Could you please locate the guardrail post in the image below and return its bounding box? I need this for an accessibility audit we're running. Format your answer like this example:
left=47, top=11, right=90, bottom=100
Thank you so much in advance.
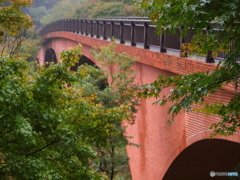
left=144, top=22, right=149, bottom=49
left=81, top=20, right=84, bottom=34
left=76, top=20, right=79, bottom=34
left=51, top=22, right=54, bottom=32
left=131, top=22, right=136, bottom=46
left=59, top=20, right=62, bottom=31
left=72, top=20, right=74, bottom=33
left=74, top=19, right=77, bottom=33
left=160, top=32, right=167, bottom=53
left=68, top=20, right=70, bottom=32
left=65, top=20, right=67, bottom=32
left=111, top=21, right=114, bottom=40
left=52, top=23, right=55, bottom=32
left=85, top=20, right=88, bottom=36
left=103, top=21, right=107, bottom=40
left=56, top=22, right=58, bottom=32
left=90, top=20, right=94, bottom=37
left=56, top=21, right=59, bottom=31
left=96, top=21, right=100, bottom=38
left=120, top=21, right=125, bottom=44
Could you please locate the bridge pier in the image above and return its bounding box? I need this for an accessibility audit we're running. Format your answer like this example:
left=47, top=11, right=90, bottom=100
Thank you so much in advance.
left=128, top=62, right=187, bottom=180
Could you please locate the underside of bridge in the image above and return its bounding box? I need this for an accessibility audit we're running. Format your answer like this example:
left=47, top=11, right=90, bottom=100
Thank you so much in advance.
left=70, top=55, right=96, bottom=71
left=163, top=139, right=240, bottom=180
left=70, top=55, right=108, bottom=90
left=45, top=48, right=57, bottom=64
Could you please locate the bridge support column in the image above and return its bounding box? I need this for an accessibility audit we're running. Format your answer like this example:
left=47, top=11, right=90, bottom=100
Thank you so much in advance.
left=37, top=46, right=46, bottom=65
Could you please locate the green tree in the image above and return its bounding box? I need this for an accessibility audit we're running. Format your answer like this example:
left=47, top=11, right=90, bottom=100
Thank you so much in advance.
left=0, top=0, right=33, bottom=38
left=0, top=1, right=40, bottom=62
left=75, top=43, right=139, bottom=179
left=135, top=0, right=240, bottom=136
left=0, top=43, right=136, bottom=179
left=16, top=29, right=41, bottom=62
left=0, top=0, right=33, bottom=58
left=1, top=2, right=138, bottom=178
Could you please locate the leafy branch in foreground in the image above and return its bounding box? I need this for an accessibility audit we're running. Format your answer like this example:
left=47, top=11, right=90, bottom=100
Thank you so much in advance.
left=135, top=0, right=240, bottom=137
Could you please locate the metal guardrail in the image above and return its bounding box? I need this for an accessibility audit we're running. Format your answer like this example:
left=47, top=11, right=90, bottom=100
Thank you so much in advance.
left=39, top=18, right=227, bottom=61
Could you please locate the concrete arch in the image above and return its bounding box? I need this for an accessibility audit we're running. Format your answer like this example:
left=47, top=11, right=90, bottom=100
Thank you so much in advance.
left=163, top=137, right=240, bottom=180
left=45, top=48, right=57, bottom=64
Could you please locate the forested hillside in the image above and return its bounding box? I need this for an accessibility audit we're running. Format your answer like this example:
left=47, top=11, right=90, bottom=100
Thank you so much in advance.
left=24, top=0, right=136, bottom=28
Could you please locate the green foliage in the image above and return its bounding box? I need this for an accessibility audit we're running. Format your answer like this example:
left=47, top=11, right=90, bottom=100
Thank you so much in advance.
left=33, top=0, right=135, bottom=26
left=91, top=43, right=138, bottom=115
left=74, top=43, right=139, bottom=179
left=0, top=45, right=135, bottom=179
left=27, top=6, right=48, bottom=27
left=17, top=29, right=41, bottom=62
left=40, top=0, right=84, bottom=26
left=0, top=28, right=41, bottom=62
left=72, top=0, right=136, bottom=19
left=0, top=0, right=33, bottom=59
left=135, top=0, right=240, bottom=136
left=0, top=0, right=33, bottom=42
left=22, top=0, right=61, bottom=28
left=1, top=1, right=137, bottom=179
left=74, top=2, right=133, bottom=18
left=134, top=0, right=240, bottom=54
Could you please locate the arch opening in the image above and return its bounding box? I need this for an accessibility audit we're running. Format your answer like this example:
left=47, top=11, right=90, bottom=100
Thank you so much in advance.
left=163, top=139, right=240, bottom=180
left=71, top=55, right=108, bottom=90
left=44, top=48, right=57, bottom=65
left=70, top=55, right=96, bottom=71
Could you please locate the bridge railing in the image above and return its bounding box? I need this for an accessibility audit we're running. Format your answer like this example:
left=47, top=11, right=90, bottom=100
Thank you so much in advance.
left=39, top=18, right=228, bottom=61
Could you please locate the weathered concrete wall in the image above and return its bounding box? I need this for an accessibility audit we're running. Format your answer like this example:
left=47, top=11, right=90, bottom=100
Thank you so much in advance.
left=39, top=31, right=240, bottom=180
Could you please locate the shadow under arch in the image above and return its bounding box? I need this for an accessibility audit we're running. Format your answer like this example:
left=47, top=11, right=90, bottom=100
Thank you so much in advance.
left=70, top=55, right=96, bottom=71
left=163, top=139, right=240, bottom=180
left=71, top=55, right=108, bottom=90
left=45, top=48, right=57, bottom=64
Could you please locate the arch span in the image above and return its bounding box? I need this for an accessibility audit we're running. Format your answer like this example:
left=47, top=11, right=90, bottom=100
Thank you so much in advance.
left=163, top=138, right=240, bottom=180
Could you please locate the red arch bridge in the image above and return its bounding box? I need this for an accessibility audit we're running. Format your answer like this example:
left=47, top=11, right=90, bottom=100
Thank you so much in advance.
left=38, top=17, right=240, bottom=180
